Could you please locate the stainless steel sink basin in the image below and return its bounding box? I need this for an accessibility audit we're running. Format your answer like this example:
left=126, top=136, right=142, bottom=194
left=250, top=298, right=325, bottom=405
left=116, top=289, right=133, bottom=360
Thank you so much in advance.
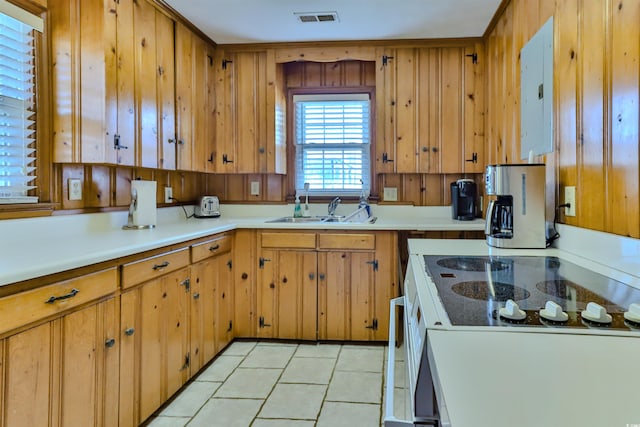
left=265, top=215, right=345, bottom=223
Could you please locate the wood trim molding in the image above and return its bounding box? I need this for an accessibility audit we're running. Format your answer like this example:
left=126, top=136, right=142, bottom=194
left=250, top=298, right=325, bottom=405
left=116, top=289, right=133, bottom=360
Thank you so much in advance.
left=482, top=0, right=512, bottom=38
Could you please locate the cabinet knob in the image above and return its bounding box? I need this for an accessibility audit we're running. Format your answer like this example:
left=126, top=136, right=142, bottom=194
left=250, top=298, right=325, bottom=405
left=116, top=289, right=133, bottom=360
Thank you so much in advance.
left=319, top=273, right=326, bottom=280
left=282, top=276, right=288, bottom=284
left=309, top=273, right=315, bottom=280
left=193, top=292, right=200, bottom=300
left=432, top=147, right=439, bottom=153
left=241, top=272, right=248, bottom=280
left=421, top=146, right=428, bottom=152
left=125, top=327, right=135, bottom=336
left=105, top=338, right=116, bottom=348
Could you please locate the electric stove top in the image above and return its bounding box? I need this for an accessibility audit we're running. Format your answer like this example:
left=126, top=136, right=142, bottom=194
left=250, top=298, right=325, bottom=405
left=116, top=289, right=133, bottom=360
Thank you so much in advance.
left=423, top=255, right=640, bottom=331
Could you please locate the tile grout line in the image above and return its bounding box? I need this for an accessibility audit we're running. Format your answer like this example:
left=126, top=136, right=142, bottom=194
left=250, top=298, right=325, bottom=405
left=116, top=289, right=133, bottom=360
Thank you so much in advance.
left=184, top=341, right=257, bottom=427
left=248, top=340, right=299, bottom=426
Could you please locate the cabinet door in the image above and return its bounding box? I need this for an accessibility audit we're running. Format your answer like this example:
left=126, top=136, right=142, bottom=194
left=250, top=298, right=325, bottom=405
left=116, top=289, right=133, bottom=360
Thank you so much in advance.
left=2, top=298, right=118, bottom=427
left=59, top=298, right=119, bottom=427
left=139, top=268, right=190, bottom=421
left=233, top=230, right=257, bottom=337
left=372, top=231, right=399, bottom=341
left=216, top=50, right=285, bottom=174
left=50, top=0, right=135, bottom=165
left=134, top=0, right=176, bottom=169
left=175, top=24, right=215, bottom=172
left=190, top=259, right=216, bottom=374
left=318, top=251, right=376, bottom=341
left=375, top=47, right=398, bottom=173
left=120, top=267, right=190, bottom=425
left=3, top=323, right=52, bottom=427
left=257, top=250, right=317, bottom=340
left=215, top=252, right=235, bottom=351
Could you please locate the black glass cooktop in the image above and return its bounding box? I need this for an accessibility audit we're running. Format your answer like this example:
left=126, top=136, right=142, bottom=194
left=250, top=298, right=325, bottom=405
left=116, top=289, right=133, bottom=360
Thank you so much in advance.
left=423, top=255, right=640, bottom=330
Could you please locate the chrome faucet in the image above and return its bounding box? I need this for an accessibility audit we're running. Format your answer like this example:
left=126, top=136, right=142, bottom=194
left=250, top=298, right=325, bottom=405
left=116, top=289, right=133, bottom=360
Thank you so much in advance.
left=328, top=196, right=341, bottom=217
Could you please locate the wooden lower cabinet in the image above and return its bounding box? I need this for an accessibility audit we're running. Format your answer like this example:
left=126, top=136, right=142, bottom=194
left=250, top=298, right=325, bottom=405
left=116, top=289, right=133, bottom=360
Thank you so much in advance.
left=1, top=297, right=119, bottom=427
left=119, top=267, right=190, bottom=427
left=190, top=250, right=234, bottom=374
left=256, top=231, right=398, bottom=342
left=257, top=249, right=317, bottom=340
left=318, top=251, right=377, bottom=341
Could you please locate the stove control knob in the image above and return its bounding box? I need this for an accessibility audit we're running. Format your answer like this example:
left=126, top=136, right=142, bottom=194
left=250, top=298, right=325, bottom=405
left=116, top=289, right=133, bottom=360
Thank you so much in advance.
left=539, top=301, right=569, bottom=322
left=581, top=302, right=612, bottom=324
left=499, top=299, right=526, bottom=321
left=623, top=303, right=640, bottom=323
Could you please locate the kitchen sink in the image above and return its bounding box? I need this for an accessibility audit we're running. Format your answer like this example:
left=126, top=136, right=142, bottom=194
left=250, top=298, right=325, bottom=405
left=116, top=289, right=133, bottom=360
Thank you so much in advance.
left=265, top=215, right=342, bottom=223
left=265, top=207, right=376, bottom=224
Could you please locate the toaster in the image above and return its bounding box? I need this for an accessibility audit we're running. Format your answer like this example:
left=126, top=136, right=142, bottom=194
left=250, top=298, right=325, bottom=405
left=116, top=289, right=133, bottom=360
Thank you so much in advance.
left=195, top=196, right=220, bottom=218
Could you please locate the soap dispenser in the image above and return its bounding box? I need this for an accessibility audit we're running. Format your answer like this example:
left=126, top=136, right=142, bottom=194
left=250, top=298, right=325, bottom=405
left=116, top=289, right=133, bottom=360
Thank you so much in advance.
left=293, top=195, right=302, bottom=218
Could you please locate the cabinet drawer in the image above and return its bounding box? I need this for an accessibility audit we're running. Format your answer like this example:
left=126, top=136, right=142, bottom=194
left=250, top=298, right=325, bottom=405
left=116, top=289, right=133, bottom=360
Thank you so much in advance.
left=121, top=248, right=190, bottom=289
left=318, top=233, right=376, bottom=250
left=0, top=268, right=117, bottom=336
left=261, top=232, right=316, bottom=249
left=192, top=234, right=232, bottom=263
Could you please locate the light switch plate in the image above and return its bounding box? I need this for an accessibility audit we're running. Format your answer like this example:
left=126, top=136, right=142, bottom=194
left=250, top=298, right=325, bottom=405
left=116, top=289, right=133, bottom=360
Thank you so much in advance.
left=565, top=186, right=576, bottom=216
left=383, top=187, right=398, bottom=202
left=68, top=178, right=82, bottom=201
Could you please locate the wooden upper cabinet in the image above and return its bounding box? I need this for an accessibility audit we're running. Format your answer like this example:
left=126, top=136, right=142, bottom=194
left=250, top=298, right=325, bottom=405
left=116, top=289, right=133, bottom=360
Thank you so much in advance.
left=134, top=0, right=176, bottom=170
left=375, top=45, right=485, bottom=174
left=175, top=23, right=216, bottom=172
left=215, top=49, right=286, bottom=174
left=50, top=0, right=181, bottom=168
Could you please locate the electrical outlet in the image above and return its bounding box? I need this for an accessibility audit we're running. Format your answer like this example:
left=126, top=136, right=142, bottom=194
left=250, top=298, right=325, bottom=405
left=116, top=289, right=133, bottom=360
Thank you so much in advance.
left=164, top=186, right=173, bottom=203
left=564, top=186, right=576, bottom=216
left=250, top=181, right=260, bottom=196
left=383, top=187, right=398, bottom=202
left=68, top=178, right=82, bottom=201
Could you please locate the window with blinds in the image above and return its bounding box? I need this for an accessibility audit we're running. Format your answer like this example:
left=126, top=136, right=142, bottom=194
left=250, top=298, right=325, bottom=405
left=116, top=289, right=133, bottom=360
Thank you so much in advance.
left=0, top=9, right=38, bottom=203
left=294, top=94, right=371, bottom=197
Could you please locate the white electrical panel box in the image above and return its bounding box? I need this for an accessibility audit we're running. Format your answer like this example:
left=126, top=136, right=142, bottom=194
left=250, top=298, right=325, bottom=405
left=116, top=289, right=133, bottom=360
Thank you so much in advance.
left=520, top=16, right=554, bottom=159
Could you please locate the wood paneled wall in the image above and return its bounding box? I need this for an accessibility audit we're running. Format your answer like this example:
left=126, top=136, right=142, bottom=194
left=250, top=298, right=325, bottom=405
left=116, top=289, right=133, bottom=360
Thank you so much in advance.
left=487, top=0, right=640, bottom=238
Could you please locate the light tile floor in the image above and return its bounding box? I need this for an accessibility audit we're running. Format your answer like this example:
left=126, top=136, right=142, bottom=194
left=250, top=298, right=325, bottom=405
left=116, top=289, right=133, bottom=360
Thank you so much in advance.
left=143, top=340, right=401, bottom=427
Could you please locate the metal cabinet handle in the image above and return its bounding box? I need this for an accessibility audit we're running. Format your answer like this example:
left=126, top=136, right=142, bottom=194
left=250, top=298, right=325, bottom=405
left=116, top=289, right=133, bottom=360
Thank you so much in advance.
left=45, top=288, right=79, bottom=304
left=209, top=244, right=220, bottom=252
left=309, top=273, right=315, bottom=280
left=168, top=138, right=175, bottom=144
left=105, top=338, right=116, bottom=348
left=222, top=154, right=234, bottom=164
left=319, top=273, right=326, bottom=280
left=465, top=152, right=478, bottom=163
left=180, top=278, right=191, bottom=292
left=193, top=292, right=200, bottom=300
left=125, top=327, right=135, bottom=336
left=152, top=261, right=170, bottom=270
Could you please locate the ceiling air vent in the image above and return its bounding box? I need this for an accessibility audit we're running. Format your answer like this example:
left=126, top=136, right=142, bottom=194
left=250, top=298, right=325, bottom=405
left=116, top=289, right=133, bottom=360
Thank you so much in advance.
left=295, top=12, right=339, bottom=23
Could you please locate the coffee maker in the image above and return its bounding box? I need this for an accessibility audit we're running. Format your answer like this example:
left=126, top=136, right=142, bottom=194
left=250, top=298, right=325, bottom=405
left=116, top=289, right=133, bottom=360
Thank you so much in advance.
left=485, top=164, right=546, bottom=248
left=450, top=179, right=477, bottom=221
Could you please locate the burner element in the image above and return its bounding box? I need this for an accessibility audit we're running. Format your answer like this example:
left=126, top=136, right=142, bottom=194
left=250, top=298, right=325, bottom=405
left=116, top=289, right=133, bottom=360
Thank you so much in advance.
left=436, top=257, right=511, bottom=272
left=535, top=280, right=608, bottom=306
left=451, top=281, right=530, bottom=301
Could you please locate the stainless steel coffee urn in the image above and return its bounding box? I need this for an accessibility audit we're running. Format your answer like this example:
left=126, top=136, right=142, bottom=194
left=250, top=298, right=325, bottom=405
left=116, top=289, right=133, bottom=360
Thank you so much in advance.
left=484, top=164, right=546, bottom=248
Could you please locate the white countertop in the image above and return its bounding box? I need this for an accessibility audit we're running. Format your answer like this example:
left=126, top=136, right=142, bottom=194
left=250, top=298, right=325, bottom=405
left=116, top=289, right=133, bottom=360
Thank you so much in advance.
left=0, top=204, right=484, bottom=287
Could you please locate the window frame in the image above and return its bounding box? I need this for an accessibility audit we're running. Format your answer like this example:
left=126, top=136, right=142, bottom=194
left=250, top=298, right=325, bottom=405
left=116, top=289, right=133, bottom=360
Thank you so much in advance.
left=286, top=86, right=377, bottom=202
left=0, top=0, right=51, bottom=217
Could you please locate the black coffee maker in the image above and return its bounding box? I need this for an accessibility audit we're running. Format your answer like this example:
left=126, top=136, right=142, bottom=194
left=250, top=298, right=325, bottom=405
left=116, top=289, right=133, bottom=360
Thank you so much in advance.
left=450, top=179, right=477, bottom=221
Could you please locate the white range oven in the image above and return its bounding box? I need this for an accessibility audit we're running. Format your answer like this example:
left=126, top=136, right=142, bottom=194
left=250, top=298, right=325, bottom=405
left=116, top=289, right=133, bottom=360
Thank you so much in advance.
left=384, top=240, right=640, bottom=427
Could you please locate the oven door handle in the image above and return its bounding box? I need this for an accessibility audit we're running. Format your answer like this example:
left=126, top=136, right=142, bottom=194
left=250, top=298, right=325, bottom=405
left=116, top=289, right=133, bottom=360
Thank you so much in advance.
left=384, top=297, right=415, bottom=427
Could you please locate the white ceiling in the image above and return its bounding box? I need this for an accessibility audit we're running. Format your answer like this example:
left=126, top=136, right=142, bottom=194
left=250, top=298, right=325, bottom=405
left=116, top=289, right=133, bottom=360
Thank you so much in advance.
left=163, top=0, right=503, bottom=45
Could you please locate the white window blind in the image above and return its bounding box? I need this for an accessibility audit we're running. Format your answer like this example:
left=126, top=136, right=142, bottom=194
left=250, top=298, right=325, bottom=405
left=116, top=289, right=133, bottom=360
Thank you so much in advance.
left=294, top=94, right=371, bottom=197
left=0, top=11, right=38, bottom=203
